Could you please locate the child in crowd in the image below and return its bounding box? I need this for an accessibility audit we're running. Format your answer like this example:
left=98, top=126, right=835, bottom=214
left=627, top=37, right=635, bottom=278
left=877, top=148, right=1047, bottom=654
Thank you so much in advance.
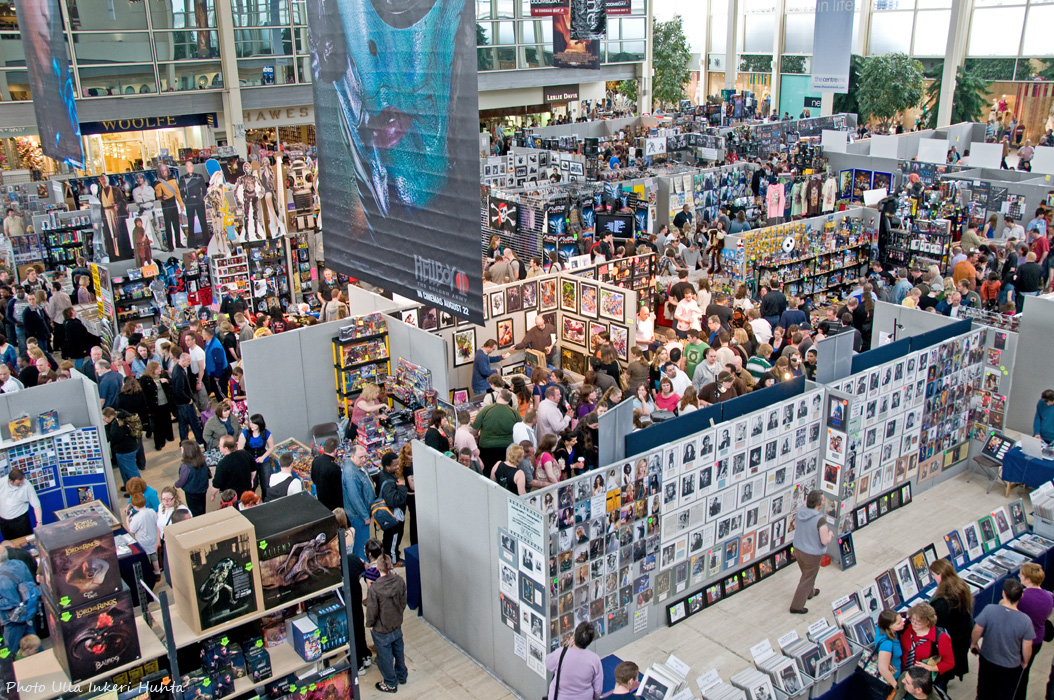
left=17, top=635, right=40, bottom=660
left=123, top=493, right=160, bottom=575
left=363, top=538, right=383, bottom=585
left=980, top=272, right=1001, bottom=311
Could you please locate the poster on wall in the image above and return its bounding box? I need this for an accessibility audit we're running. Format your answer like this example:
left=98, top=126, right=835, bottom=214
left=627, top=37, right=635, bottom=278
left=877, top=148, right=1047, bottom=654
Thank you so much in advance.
left=553, top=14, right=601, bottom=69
left=15, top=0, right=84, bottom=168
left=605, top=0, right=631, bottom=15
left=305, top=0, right=485, bottom=324
left=531, top=0, right=569, bottom=15
left=489, top=196, right=519, bottom=234
left=570, top=0, right=606, bottom=39
left=810, top=0, right=853, bottom=92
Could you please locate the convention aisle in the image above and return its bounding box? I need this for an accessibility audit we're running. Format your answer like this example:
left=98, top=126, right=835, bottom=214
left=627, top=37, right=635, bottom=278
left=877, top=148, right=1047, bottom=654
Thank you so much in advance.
left=614, top=471, right=1048, bottom=700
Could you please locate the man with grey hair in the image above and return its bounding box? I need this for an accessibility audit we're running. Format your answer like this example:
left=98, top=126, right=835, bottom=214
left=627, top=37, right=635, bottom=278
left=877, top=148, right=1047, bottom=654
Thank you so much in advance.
left=96, top=359, right=123, bottom=409
left=171, top=353, right=205, bottom=445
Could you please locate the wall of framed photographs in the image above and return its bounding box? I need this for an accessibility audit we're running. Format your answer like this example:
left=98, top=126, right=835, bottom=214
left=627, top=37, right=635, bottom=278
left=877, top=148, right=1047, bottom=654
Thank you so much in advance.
left=655, top=162, right=759, bottom=229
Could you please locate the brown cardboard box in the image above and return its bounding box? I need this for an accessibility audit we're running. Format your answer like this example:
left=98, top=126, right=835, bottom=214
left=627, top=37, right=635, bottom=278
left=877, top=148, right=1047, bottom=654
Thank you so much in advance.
left=164, top=508, right=263, bottom=635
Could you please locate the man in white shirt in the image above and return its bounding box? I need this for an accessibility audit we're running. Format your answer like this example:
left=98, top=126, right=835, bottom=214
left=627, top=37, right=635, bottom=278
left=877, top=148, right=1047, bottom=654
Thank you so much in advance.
left=948, top=245, right=967, bottom=270
left=748, top=309, right=773, bottom=345
left=1003, top=217, right=1025, bottom=241
left=512, top=410, right=538, bottom=448
left=132, top=173, right=157, bottom=205
left=536, top=386, right=572, bottom=444
left=185, top=335, right=209, bottom=410
left=663, top=362, right=691, bottom=396
left=0, top=468, right=41, bottom=540
left=0, top=364, right=22, bottom=394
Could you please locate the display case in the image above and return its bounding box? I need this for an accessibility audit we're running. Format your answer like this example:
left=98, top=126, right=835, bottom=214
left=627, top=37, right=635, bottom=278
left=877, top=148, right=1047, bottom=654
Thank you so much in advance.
left=35, top=211, right=93, bottom=270
left=244, top=238, right=291, bottom=314
left=885, top=219, right=951, bottom=271
left=111, top=266, right=160, bottom=325
left=209, top=253, right=250, bottom=293
left=332, top=313, right=390, bottom=418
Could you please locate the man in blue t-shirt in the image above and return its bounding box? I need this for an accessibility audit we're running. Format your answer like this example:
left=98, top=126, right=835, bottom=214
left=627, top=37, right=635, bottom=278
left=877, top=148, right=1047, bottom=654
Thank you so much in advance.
left=1034, top=389, right=1054, bottom=443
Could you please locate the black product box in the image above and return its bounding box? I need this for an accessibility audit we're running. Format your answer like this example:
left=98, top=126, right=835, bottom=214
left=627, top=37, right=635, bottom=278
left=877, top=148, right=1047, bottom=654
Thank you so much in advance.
left=35, top=514, right=121, bottom=608
left=43, top=584, right=141, bottom=683
left=244, top=645, right=272, bottom=683
left=200, top=637, right=233, bottom=673
left=182, top=676, right=214, bottom=700
left=210, top=664, right=236, bottom=699
left=307, top=599, right=348, bottom=653
left=227, top=642, right=246, bottom=678
left=240, top=493, right=341, bottom=610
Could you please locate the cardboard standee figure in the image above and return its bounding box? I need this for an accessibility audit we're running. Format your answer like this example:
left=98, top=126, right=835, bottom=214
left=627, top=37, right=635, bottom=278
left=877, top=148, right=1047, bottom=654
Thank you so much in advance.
left=258, top=155, right=286, bottom=239
left=206, top=169, right=237, bottom=256
left=235, top=162, right=265, bottom=241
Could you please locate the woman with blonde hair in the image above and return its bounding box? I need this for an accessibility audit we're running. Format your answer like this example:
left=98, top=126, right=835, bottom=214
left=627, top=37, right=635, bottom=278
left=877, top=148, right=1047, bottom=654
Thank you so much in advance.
left=1015, top=562, right=1052, bottom=699
left=678, top=385, right=700, bottom=414
left=928, top=558, right=973, bottom=686
left=352, top=383, right=388, bottom=425
left=397, top=443, right=418, bottom=547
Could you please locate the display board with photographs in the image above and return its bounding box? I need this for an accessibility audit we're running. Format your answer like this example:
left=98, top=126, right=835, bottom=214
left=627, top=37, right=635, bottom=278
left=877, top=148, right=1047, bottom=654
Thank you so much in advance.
left=659, top=389, right=826, bottom=625
left=970, top=327, right=1015, bottom=443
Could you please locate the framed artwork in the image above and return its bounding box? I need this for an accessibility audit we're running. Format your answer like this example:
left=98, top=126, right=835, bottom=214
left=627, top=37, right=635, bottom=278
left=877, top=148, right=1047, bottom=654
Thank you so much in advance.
left=540, top=278, right=558, bottom=311
left=497, top=318, right=515, bottom=349
left=400, top=308, right=419, bottom=327
left=569, top=161, right=585, bottom=176
left=872, top=172, right=892, bottom=193
left=453, top=328, right=476, bottom=366
left=599, top=288, right=626, bottom=322
left=451, top=388, right=469, bottom=404
left=491, top=290, right=505, bottom=317
left=521, top=281, right=538, bottom=310
left=561, top=347, right=586, bottom=375
left=588, top=321, right=607, bottom=354
left=562, top=317, right=586, bottom=346
left=839, top=170, right=853, bottom=199
left=561, top=279, right=578, bottom=313
left=506, top=284, right=522, bottom=313
left=609, top=324, right=629, bottom=361
left=420, top=307, right=438, bottom=331
left=580, top=282, right=598, bottom=319
left=853, top=170, right=873, bottom=197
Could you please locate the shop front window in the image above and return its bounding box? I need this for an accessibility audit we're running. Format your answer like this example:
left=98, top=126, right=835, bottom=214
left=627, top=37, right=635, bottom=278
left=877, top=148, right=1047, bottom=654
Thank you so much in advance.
left=158, top=61, right=223, bottom=91
left=154, top=30, right=220, bottom=60
left=231, top=0, right=291, bottom=27
left=234, top=28, right=293, bottom=57
left=78, top=64, right=158, bottom=97
left=66, top=0, right=148, bottom=30
left=237, top=57, right=295, bottom=85
left=0, top=70, right=30, bottom=101
left=72, top=33, right=153, bottom=64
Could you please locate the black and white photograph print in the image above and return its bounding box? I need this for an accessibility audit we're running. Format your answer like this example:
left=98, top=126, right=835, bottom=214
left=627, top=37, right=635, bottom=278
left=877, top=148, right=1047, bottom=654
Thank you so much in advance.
left=718, top=427, right=732, bottom=452
left=681, top=473, right=696, bottom=500
left=682, top=440, right=696, bottom=464
left=698, top=465, right=713, bottom=492
left=751, top=415, right=764, bottom=438
left=499, top=529, right=518, bottom=565
left=748, top=447, right=762, bottom=471
left=715, top=458, right=729, bottom=484
left=767, top=408, right=780, bottom=432
left=638, top=672, right=672, bottom=700
left=700, top=432, right=714, bottom=458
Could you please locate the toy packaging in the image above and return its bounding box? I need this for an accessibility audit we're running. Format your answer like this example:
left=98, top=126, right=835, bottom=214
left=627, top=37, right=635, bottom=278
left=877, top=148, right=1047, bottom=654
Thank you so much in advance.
left=43, top=584, right=141, bottom=682
left=8, top=415, right=33, bottom=441
left=37, top=409, right=60, bottom=434
left=35, top=514, right=122, bottom=607
left=244, top=645, right=272, bottom=683
left=285, top=615, right=322, bottom=662
left=307, top=598, right=348, bottom=653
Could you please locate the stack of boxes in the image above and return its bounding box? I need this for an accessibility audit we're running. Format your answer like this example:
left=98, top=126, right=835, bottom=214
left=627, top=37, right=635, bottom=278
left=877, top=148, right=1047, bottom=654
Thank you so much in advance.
left=35, top=515, right=140, bottom=682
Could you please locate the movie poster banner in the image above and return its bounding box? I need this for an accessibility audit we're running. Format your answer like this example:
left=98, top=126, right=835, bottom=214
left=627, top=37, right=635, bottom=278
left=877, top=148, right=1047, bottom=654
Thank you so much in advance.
left=543, top=203, right=578, bottom=263
left=531, top=0, right=569, bottom=16
left=570, top=0, right=606, bottom=40
left=305, top=0, right=485, bottom=324
left=605, top=0, right=631, bottom=15
left=15, top=0, right=83, bottom=168
left=553, top=15, right=600, bottom=69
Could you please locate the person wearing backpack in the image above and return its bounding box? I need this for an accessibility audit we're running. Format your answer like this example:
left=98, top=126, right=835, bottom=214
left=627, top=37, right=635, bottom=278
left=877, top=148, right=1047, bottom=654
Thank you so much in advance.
left=900, top=603, right=955, bottom=685
left=104, top=408, right=142, bottom=487
left=265, top=453, right=303, bottom=502
left=0, top=545, right=38, bottom=654
left=376, top=453, right=407, bottom=565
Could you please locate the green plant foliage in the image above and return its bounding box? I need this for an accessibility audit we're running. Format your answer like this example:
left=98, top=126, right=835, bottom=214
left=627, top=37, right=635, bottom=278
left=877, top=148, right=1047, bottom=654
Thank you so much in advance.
left=832, top=55, right=864, bottom=117
left=856, top=53, right=925, bottom=131
left=923, top=63, right=990, bottom=129
left=652, top=16, right=692, bottom=109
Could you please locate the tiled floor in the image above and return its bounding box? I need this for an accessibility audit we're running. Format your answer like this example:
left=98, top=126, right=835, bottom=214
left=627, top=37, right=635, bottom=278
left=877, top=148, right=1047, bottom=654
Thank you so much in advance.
left=134, top=440, right=1052, bottom=700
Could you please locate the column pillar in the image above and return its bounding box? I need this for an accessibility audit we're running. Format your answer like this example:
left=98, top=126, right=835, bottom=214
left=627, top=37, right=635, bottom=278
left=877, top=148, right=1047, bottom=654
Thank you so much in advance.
left=216, top=0, right=248, bottom=158
left=770, top=0, right=786, bottom=117
left=937, top=0, right=971, bottom=127
left=724, top=0, right=738, bottom=90
left=641, top=0, right=653, bottom=113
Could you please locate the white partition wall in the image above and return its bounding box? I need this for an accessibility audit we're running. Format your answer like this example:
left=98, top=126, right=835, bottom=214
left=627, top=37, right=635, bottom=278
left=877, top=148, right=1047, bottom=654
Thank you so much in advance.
left=917, top=139, right=950, bottom=164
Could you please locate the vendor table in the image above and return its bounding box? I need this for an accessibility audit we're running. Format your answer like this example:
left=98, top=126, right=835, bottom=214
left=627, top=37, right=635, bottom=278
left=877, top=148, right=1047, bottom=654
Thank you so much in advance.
left=1001, top=446, right=1054, bottom=493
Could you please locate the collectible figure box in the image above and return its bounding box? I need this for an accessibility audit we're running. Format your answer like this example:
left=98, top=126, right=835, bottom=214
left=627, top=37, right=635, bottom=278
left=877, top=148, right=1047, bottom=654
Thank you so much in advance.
left=36, top=514, right=121, bottom=608
left=243, top=645, right=272, bottom=683
left=165, top=508, right=263, bottom=635
left=307, top=598, right=348, bottom=653
left=285, top=615, right=322, bottom=662
left=240, top=493, right=341, bottom=609
left=43, top=584, right=141, bottom=683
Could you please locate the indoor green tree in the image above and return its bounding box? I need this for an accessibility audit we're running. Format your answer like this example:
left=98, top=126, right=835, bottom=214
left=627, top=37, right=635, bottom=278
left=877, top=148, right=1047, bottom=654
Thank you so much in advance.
left=652, top=16, right=691, bottom=109
left=923, top=63, right=990, bottom=129
left=856, top=53, right=925, bottom=132
left=617, top=79, right=638, bottom=105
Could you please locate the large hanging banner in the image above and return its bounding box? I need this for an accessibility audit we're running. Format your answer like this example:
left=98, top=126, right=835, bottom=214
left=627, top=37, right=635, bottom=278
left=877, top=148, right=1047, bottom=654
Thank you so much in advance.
left=305, top=0, right=484, bottom=324
left=605, top=0, right=631, bottom=15
left=569, top=0, right=607, bottom=40
left=15, top=0, right=83, bottom=168
left=810, top=0, right=854, bottom=92
left=553, top=14, right=601, bottom=69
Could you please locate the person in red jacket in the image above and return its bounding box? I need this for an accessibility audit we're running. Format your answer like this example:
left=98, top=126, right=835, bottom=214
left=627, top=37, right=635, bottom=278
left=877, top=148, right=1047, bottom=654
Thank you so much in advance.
left=900, top=603, right=956, bottom=689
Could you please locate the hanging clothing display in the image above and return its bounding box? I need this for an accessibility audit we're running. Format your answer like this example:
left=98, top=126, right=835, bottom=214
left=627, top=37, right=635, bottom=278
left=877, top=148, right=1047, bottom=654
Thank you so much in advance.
left=766, top=183, right=786, bottom=219
left=822, top=177, right=838, bottom=213
left=805, top=179, right=823, bottom=217
left=790, top=181, right=804, bottom=218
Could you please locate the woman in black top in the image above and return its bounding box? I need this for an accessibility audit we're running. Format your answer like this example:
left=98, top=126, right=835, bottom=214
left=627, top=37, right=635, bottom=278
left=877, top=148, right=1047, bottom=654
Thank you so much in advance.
left=595, top=346, right=622, bottom=387
left=141, top=361, right=174, bottom=451
left=491, top=444, right=526, bottom=495
left=398, top=444, right=418, bottom=547
left=576, top=412, right=600, bottom=473
left=927, top=559, right=973, bottom=687
left=553, top=430, right=577, bottom=480
left=173, top=441, right=211, bottom=516
left=116, top=377, right=150, bottom=441
left=422, top=410, right=450, bottom=453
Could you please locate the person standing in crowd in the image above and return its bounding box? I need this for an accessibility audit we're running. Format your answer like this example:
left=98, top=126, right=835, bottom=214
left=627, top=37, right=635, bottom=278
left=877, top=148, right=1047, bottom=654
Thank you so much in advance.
left=927, top=559, right=973, bottom=687
left=342, top=444, right=377, bottom=561
left=96, top=359, right=123, bottom=409
left=423, top=410, right=451, bottom=453
left=537, top=385, right=572, bottom=445
left=900, top=603, right=955, bottom=688
left=545, top=622, right=603, bottom=700
left=310, top=438, right=343, bottom=511
left=238, top=414, right=275, bottom=488
left=1015, top=563, right=1052, bottom=700
left=155, top=487, right=190, bottom=571
left=203, top=399, right=240, bottom=452
left=874, top=610, right=906, bottom=689
left=472, top=339, right=504, bottom=395
left=0, top=469, right=41, bottom=541
left=141, top=361, right=173, bottom=452
left=790, top=490, right=832, bottom=614
left=491, top=444, right=527, bottom=495
left=365, top=552, right=408, bottom=693
left=1033, top=389, right=1054, bottom=443
left=174, top=440, right=210, bottom=516
left=185, top=334, right=209, bottom=409
left=201, top=327, right=230, bottom=399
left=0, top=364, right=22, bottom=394
left=334, top=509, right=373, bottom=675
left=377, top=452, right=408, bottom=564
left=612, top=661, right=640, bottom=696
left=123, top=493, right=159, bottom=575
left=472, top=389, right=520, bottom=470
left=265, top=453, right=303, bottom=502
left=210, top=435, right=255, bottom=504
left=510, top=314, right=556, bottom=366
left=397, top=443, right=417, bottom=548
left=892, top=667, right=942, bottom=700
left=0, top=546, right=37, bottom=654
left=972, top=579, right=1033, bottom=700
left=171, top=354, right=205, bottom=445
left=104, top=408, right=142, bottom=487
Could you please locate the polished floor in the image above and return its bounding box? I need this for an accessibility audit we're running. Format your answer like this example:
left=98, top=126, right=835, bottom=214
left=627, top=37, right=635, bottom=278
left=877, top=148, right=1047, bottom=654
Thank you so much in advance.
left=136, top=437, right=1050, bottom=700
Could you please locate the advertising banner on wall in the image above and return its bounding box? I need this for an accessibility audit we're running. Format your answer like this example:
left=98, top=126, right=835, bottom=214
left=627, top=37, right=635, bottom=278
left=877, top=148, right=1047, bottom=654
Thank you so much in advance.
left=810, top=0, right=854, bottom=92
left=569, top=0, right=607, bottom=40
left=530, top=0, right=569, bottom=16
left=605, top=0, right=631, bottom=15
left=543, top=203, right=578, bottom=263
left=15, top=0, right=83, bottom=168
left=305, top=0, right=484, bottom=324
left=553, top=15, right=601, bottom=69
